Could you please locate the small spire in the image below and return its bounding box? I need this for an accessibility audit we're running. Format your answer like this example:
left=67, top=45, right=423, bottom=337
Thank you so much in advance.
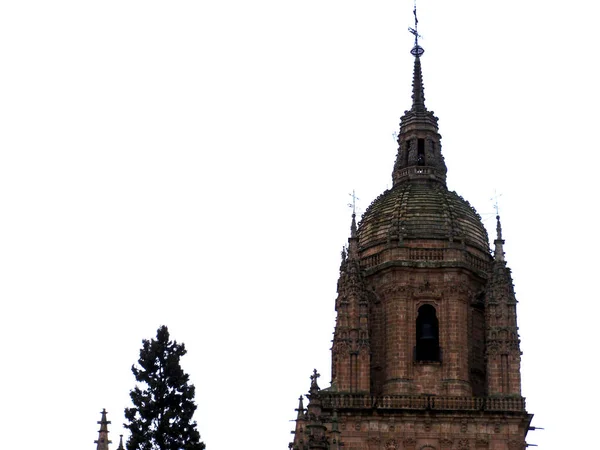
left=94, top=409, right=112, bottom=450
left=494, top=215, right=505, bottom=262
left=295, top=395, right=305, bottom=419
left=347, top=212, right=360, bottom=262
left=117, top=435, right=125, bottom=450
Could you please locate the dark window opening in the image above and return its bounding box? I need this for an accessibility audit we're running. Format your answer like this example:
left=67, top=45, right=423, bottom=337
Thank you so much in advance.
left=415, top=304, right=440, bottom=362
left=404, top=141, right=410, bottom=166
left=417, top=138, right=425, bottom=166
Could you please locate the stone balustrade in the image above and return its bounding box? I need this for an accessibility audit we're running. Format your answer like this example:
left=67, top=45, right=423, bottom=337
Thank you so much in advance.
left=360, top=246, right=489, bottom=276
left=320, top=393, right=526, bottom=412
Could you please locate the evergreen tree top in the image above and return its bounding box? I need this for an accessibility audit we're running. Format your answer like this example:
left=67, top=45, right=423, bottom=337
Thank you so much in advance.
left=124, top=325, right=206, bottom=450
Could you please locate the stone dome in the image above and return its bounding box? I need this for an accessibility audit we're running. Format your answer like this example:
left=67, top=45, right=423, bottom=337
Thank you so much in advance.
left=358, top=181, right=490, bottom=254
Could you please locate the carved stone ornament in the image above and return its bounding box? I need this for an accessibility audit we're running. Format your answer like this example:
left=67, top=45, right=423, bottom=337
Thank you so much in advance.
left=439, top=438, right=453, bottom=449
left=403, top=437, right=417, bottom=449
left=414, top=282, right=442, bottom=299
left=460, top=419, right=468, bottom=433
left=458, top=438, right=470, bottom=449
left=367, top=436, right=381, bottom=445
left=381, top=284, right=409, bottom=296
left=486, top=345, right=499, bottom=357
left=475, top=436, right=489, bottom=448
left=385, top=439, right=397, bottom=450
left=424, top=419, right=432, bottom=432
left=442, top=284, right=473, bottom=298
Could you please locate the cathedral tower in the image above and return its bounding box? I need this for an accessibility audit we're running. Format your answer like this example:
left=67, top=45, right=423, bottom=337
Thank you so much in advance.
left=289, top=9, right=532, bottom=450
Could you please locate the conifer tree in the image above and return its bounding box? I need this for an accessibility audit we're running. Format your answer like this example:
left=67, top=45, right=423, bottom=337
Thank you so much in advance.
left=124, top=326, right=205, bottom=450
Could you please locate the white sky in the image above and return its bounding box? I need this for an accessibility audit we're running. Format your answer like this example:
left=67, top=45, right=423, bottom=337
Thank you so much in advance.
left=1, top=1, right=598, bottom=449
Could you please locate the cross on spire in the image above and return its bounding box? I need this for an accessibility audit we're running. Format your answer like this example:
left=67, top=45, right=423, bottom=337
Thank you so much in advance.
left=409, top=0, right=424, bottom=56
left=311, top=369, right=320, bottom=383
left=309, top=368, right=321, bottom=395
left=491, top=190, right=503, bottom=216
left=348, top=190, right=359, bottom=215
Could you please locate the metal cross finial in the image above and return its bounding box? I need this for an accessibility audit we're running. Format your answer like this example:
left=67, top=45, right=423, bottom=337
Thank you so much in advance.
left=491, top=190, right=503, bottom=216
left=348, top=190, right=359, bottom=215
left=409, top=0, right=424, bottom=56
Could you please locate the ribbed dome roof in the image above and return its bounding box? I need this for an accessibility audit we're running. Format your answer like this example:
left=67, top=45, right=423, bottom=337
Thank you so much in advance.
left=358, top=181, right=490, bottom=253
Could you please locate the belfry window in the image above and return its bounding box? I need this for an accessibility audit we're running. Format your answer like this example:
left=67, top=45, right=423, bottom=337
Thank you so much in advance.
left=417, top=138, right=425, bottom=166
left=415, top=304, right=440, bottom=362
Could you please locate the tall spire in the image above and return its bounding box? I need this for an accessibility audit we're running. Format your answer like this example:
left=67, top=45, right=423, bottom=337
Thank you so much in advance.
left=411, top=56, right=426, bottom=112
left=94, top=409, right=112, bottom=450
left=331, top=210, right=371, bottom=393
left=347, top=190, right=359, bottom=259
left=408, top=1, right=426, bottom=112
left=486, top=213, right=522, bottom=397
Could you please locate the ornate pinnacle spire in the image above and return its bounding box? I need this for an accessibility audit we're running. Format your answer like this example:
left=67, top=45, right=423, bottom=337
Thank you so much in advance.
left=411, top=56, right=426, bottom=112
left=94, top=409, right=112, bottom=450
left=408, top=1, right=426, bottom=112
left=494, top=215, right=505, bottom=262
left=347, top=212, right=360, bottom=263
left=392, top=2, right=447, bottom=186
left=295, top=395, right=305, bottom=419
left=290, top=394, right=307, bottom=450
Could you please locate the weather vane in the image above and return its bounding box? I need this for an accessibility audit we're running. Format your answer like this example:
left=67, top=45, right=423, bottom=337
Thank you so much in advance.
left=348, top=190, right=359, bottom=215
left=408, top=0, right=424, bottom=56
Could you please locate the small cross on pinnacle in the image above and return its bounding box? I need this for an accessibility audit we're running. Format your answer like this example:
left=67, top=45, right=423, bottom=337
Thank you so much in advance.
left=491, top=190, right=503, bottom=216
left=309, top=369, right=321, bottom=394
left=348, top=190, right=359, bottom=216
left=311, top=369, right=320, bottom=383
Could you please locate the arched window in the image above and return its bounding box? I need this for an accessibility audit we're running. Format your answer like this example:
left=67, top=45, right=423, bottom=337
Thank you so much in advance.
left=415, top=304, right=440, bottom=362
left=417, top=138, right=425, bottom=166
